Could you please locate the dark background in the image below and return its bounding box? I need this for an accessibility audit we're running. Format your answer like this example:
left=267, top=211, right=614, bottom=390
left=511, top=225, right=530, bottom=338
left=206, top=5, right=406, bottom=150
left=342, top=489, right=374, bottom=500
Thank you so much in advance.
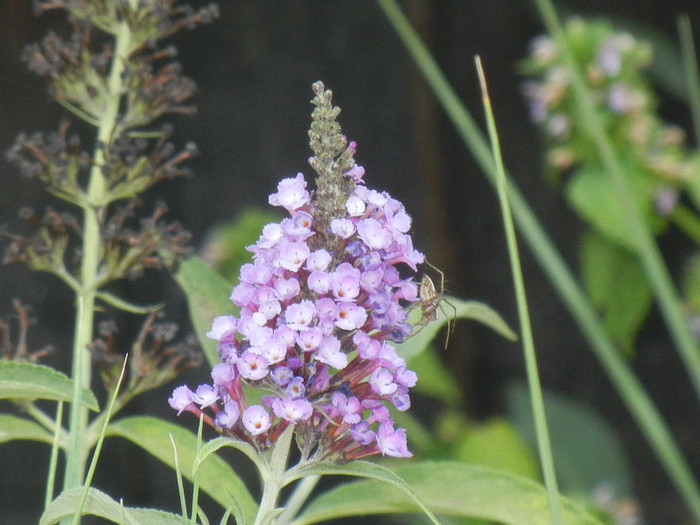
left=1, top=1, right=700, bottom=523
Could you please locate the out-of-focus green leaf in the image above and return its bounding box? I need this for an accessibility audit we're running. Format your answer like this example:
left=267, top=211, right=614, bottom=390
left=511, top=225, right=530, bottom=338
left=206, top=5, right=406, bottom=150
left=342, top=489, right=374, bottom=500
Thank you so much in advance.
left=408, top=345, right=463, bottom=405
left=40, top=486, right=189, bottom=525
left=292, top=461, right=604, bottom=525
left=506, top=382, right=634, bottom=498
left=174, top=256, right=235, bottom=367
left=0, top=414, right=53, bottom=444
left=450, top=417, right=540, bottom=480
left=106, top=416, right=257, bottom=522
left=580, top=232, right=652, bottom=354
left=566, top=166, right=660, bottom=253
left=0, top=361, right=98, bottom=410
left=201, top=208, right=280, bottom=282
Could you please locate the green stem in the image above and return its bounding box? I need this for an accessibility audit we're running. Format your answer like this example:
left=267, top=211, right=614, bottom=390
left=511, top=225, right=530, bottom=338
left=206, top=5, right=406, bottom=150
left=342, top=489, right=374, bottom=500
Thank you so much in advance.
left=477, top=57, right=563, bottom=525
left=255, top=425, right=295, bottom=525
left=62, top=19, right=132, bottom=493
left=377, top=0, right=700, bottom=520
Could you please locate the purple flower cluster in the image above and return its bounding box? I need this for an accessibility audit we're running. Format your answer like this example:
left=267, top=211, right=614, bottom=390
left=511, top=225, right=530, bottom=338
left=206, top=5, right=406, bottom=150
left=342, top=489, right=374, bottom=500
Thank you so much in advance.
left=170, top=153, right=424, bottom=460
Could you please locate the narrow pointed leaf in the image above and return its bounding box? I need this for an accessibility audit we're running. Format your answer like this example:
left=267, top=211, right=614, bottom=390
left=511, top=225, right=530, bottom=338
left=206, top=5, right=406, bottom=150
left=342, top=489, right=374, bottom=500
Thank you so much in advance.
left=40, top=486, right=189, bottom=525
left=0, top=361, right=98, bottom=410
left=0, top=414, right=53, bottom=444
left=292, top=462, right=603, bottom=525
left=106, top=415, right=257, bottom=523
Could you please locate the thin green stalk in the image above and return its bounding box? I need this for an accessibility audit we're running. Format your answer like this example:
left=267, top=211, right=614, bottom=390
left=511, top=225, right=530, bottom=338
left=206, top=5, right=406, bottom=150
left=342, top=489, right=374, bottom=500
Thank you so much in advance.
left=376, top=0, right=700, bottom=519
left=477, top=57, right=563, bottom=525
left=44, top=401, right=64, bottom=511
left=62, top=18, right=133, bottom=492
left=170, top=432, right=189, bottom=520
left=678, top=15, right=700, bottom=146
left=72, top=356, right=128, bottom=525
left=190, top=416, right=205, bottom=524
left=535, top=0, right=700, bottom=399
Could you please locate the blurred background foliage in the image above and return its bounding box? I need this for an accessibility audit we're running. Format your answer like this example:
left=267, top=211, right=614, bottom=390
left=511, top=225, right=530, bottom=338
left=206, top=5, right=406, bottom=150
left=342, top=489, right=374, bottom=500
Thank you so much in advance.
left=2, top=1, right=700, bottom=523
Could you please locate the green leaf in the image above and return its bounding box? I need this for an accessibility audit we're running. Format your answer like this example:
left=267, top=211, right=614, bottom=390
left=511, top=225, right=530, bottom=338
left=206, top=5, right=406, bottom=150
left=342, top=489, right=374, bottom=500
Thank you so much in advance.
left=580, top=232, right=652, bottom=354
left=0, top=414, right=53, bottom=444
left=407, top=345, right=463, bottom=405
left=506, top=382, right=634, bottom=498
left=0, top=361, right=98, bottom=410
left=106, top=415, right=257, bottom=523
left=451, top=417, right=540, bottom=480
left=40, top=486, right=189, bottom=525
left=399, top=296, right=517, bottom=361
left=292, top=461, right=604, bottom=525
left=565, top=166, right=661, bottom=252
left=287, top=460, right=440, bottom=525
left=174, top=256, right=236, bottom=367
left=194, top=436, right=260, bottom=475
left=202, top=208, right=280, bottom=282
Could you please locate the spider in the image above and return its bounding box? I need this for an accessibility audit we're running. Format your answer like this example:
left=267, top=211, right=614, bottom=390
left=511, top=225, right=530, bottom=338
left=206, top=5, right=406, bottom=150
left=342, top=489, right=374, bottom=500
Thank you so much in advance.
left=413, top=263, right=456, bottom=348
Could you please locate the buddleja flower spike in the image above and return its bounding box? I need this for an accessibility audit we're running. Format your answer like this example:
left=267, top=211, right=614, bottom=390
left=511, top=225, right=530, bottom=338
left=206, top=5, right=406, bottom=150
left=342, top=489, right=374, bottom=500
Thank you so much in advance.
left=171, top=81, right=428, bottom=462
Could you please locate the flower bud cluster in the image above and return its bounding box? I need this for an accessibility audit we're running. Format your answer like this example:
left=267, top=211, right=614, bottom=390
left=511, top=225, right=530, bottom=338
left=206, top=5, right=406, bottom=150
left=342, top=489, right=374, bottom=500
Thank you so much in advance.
left=521, top=17, right=699, bottom=214
left=171, top=96, right=425, bottom=459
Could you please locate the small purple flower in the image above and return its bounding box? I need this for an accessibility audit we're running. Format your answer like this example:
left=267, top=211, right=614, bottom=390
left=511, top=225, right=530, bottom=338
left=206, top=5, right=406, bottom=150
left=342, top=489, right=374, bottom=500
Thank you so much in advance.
left=376, top=421, right=412, bottom=458
left=272, top=396, right=313, bottom=423
left=211, top=362, right=237, bottom=386
left=332, top=392, right=362, bottom=424
left=306, top=249, right=332, bottom=271
left=308, top=270, right=331, bottom=295
left=276, top=240, right=310, bottom=272
left=335, top=302, right=367, bottom=331
left=296, top=326, right=323, bottom=352
left=237, top=351, right=269, bottom=381
left=285, top=300, right=317, bottom=330
left=332, top=273, right=360, bottom=302
left=350, top=421, right=375, bottom=445
left=268, top=173, right=311, bottom=211
left=168, top=385, right=195, bottom=414
left=242, top=405, right=271, bottom=435
left=606, top=83, right=633, bottom=114
left=330, top=218, right=356, bottom=238
left=315, top=335, right=347, bottom=370
left=215, top=400, right=240, bottom=429
left=286, top=376, right=306, bottom=398
left=357, top=218, right=392, bottom=250
left=597, top=37, right=623, bottom=77
left=271, top=366, right=294, bottom=387
left=207, top=315, right=238, bottom=341
left=370, top=367, right=398, bottom=396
